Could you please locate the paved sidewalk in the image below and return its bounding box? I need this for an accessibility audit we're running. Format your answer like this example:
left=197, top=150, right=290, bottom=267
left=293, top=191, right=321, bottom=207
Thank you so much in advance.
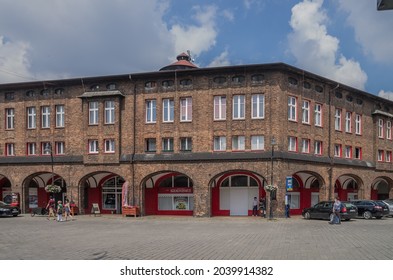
left=1, top=214, right=392, bottom=260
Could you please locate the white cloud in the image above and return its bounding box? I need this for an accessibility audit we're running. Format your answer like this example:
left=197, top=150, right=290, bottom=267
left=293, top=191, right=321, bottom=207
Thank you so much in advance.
left=0, top=36, right=33, bottom=83
left=338, top=0, right=393, bottom=64
left=378, top=90, right=393, bottom=101
left=288, top=0, right=367, bottom=90
left=208, top=50, right=231, bottom=67
left=170, top=5, right=218, bottom=58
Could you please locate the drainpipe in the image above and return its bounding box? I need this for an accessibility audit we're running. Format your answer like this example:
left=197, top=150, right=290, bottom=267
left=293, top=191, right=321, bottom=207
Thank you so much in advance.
left=328, top=84, right=340, bottom=200
left=129, top=75, right=137, bottom=207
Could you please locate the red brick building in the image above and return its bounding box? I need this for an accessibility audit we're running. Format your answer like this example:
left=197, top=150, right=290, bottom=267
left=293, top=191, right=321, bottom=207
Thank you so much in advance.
left=1, top=53, right=392, bottom=216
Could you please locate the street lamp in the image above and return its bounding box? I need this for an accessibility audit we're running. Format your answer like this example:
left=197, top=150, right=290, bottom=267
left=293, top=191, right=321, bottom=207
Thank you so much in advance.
left=45, top=143, right=54, bottom=189
left=269, top=137, right=276, bottom=220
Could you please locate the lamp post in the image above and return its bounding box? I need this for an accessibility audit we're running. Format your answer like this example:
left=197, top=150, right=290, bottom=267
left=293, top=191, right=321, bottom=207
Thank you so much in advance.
left=45, top=143, right=54, bottom=189
left=269, top=137, right=276, bottom=220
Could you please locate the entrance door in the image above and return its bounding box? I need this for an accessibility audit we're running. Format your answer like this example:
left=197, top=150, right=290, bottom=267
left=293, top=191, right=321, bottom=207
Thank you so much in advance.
left=230, top=188, right=248, bottom=216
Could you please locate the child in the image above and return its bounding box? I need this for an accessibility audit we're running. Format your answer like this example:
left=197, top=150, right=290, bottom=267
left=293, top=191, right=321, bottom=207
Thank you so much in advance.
left=57, top=200, right=64, bottom=222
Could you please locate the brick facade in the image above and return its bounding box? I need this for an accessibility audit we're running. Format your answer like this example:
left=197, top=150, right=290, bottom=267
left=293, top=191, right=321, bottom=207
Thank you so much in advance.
left=1, top=62, right=392, bottom=217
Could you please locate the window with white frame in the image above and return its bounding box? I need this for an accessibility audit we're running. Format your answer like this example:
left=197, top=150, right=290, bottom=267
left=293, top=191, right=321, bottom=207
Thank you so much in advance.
left=27, top=107, right=36, bottom=129
left=6, top=143, right=15, bottom=156
left=55, top=105, right=65, bottom=128
left=146, top=100, right=157, bottom=123
left=386, top=151, right=392, bottom=163
left=301, top=138, right=310, bottom=153
left=314, top=104, right=322, bottom=127
left=162, top=138, right=174, bottom=152
left=41, top=106, right=51, bottom=128
left=251, top=135, right=264, bottom=150
left=89, top=140, right=99, bottom=154
left=378, top=149, right=384, bottom=161
left=378, top=119, right=384, bottom=138
left=334, top=144, right=342, bottom=157
left=104, top=139, right=115, bottom=153
left=6, top=108, right=15, bottom=130
left=232, top=136, right=245, bottom=151
left=345, top=146, right=352, bottom=158
left=214, top=136, right=226, bottom=151
left=345, top=112, right=352, bottom=133
left=89, top=101, right=99, bottom=125
left=334, top=108, right=342, bottom=131
left=163, top=98, right=174, bottom=122
left=288, top=136, right=297, bottom=152
left=251, top=94, right=264, bottom=119
left=55, top=142, right=65, bottom=155
left=355, top=114, right=362, bottom=135
left=354, top=147, right=362, bottom=159
left=387, top=121, right=392, bottom=140
left=27, top=143, right=36, bottom=156
left=302, top=100, right=310, bottom=124
left=233, top=95, right=245, bottom=120
left=214, top=96, right=226, bottom=120
left=288, top=96, right=297, bottom=121
left=180, top=137, right=192, bottom=152
left=287, top=192, right=300, bottom=209
left=180, top=97, right=192, bottom=122
left=314, top=140, right=322, bottom=155
left=105, top=101, right=115, bottom=124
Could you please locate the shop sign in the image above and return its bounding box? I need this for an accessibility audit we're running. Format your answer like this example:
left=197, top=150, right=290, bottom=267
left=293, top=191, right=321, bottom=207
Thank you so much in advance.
left=159, top=187, right=193, bottom=194
left=286, top=176, right=293, bottom=191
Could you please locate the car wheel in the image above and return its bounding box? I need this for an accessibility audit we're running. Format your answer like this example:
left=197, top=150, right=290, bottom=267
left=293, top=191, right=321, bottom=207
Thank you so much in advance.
left=376, top=216, right=382, bottom=219
left=13, top=214, right=18, bottom=217
left=363, top=211, right=372, bottom=219
left=304, top=212, right=311, bottom=219
left=345, top=219, right=350, bottom=221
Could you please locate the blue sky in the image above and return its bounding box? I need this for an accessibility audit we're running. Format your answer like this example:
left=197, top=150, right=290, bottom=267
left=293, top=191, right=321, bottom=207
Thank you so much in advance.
left=0, top=0, right=392, bottom=99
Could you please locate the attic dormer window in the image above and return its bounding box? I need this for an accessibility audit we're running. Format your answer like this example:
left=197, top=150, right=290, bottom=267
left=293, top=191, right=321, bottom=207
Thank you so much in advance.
left=213, top=76, right=227, bottom=84
left=232, top=75, right=245, bottom=84
left=145, top=81, right=156, bottom=89
left=90, top=85, right=100, bottom=91
left=106, top=83, right=117, bottom=90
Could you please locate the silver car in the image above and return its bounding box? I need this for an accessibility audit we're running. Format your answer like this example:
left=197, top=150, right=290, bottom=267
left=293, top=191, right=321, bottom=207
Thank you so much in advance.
left=383, top=199, right=393, bottom=217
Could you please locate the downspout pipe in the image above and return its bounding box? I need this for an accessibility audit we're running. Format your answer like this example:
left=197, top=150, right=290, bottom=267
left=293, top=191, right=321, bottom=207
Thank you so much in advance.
left=328, top=83, right=340, bottom=200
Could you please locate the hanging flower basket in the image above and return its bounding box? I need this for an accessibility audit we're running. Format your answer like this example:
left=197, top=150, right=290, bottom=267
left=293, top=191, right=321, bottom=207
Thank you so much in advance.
left=264, top=185, right=277, bottom=192
left=45, top=185, right=61, bottom=193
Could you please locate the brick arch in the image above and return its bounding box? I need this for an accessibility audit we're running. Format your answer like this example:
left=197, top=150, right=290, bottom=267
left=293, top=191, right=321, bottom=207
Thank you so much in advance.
left=334, top=174, right=364, bottom=201
left=371, top=176, right=393, bottom=200
left=209, top=169, right=268, bottom=216
left=21, top=171, right=67, bottom=213
left=288, top=171, right=326, bottom=215
left=140, top=170, right=194, bottom=216
left=78, top=171, right=126, bottom=214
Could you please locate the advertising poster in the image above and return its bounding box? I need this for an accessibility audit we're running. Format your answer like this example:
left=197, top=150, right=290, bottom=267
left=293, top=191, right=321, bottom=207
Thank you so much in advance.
left=174, top=196, right=188, bottom=210
left=29, top=188, right=38, bottom=208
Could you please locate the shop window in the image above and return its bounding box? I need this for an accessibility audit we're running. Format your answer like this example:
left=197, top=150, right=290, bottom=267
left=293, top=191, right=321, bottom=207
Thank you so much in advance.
left=287, top=192, right=300, bottom=209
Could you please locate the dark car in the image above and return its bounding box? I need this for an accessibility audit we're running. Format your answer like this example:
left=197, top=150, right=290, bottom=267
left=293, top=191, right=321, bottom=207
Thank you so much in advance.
left=0, top=201, right=20, bottom=217
left=350, top=200, right=389, bottom=219
left=302, top=201, right=358, bottom=221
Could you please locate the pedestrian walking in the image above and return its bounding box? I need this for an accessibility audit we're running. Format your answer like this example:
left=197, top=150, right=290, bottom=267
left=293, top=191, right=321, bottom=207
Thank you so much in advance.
left=46, top=196, right=56, bottom=220
left=64, top=199, right=71, bottom=221
left=329, top=197, right=341, bottom=224
left=252, top=197, right=258, bottom=216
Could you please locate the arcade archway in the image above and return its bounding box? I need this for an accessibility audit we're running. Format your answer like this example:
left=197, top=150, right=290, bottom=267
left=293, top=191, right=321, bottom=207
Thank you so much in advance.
left=334, top=174, right=362, bottom=201
left=210, top=170, right=266, bottom=216
left=371, top=177, right=393, bottom=200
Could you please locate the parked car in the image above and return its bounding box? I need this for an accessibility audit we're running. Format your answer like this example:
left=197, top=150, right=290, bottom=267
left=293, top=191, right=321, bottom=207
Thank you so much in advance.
left=0, top=201, right=20, bottom=217
left=349, top=200, right=389, bottom=219
left=382, top=199, right=393, bottom=217
left=302, top=201, right=358, bottom=221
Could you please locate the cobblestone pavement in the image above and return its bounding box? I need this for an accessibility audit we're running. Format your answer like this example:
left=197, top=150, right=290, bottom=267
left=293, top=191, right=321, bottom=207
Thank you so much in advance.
left=1, top=214, right=392, bottom=260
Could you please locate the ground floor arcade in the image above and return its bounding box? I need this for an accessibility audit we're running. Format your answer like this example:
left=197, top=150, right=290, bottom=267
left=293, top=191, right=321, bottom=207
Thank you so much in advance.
left=1, top=161, right=393, bottom=217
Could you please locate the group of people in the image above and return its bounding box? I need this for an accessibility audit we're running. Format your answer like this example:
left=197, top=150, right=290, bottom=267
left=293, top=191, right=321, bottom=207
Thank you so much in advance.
left=46, top=197, right=74, bottom=222
left=252, top=197, right=267, bottom=217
